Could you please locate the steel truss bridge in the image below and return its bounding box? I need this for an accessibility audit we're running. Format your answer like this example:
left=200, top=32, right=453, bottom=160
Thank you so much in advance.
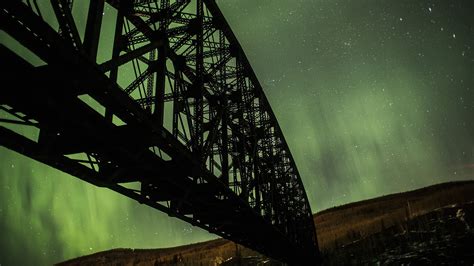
left=0, top=0, right=320, bottom=264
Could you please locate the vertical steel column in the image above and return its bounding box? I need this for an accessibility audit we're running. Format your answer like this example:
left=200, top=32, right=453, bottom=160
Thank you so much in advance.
left=219, top=30, right=229, bottom=186
left=146, top=49, right=156, bottom=113
left=106, top=3, right=124, bottom=122
left=153, top=45, right=166, bottom=125
left=84, top=0, right=105, bottom=60
left=153, top=0, right=169, bottom=126
left=235, top=58, right=248, bottom=199
left=194, top=0, right=204, bottom=157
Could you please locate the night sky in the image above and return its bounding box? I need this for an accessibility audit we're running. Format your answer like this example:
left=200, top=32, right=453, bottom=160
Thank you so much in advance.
left=1, top=0, right=473, bottom=265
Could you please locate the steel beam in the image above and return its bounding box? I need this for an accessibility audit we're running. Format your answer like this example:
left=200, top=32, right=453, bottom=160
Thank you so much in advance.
left=84, top=0, right=105, bottom=60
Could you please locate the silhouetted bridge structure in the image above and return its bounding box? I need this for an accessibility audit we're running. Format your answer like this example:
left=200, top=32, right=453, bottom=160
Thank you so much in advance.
left=0, top=1, right=319, bottom=264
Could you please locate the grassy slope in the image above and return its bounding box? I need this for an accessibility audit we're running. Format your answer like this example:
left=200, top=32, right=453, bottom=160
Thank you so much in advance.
left=58, top=180, right=474, bottom=265
left=314, top=180, right=474, bottom=251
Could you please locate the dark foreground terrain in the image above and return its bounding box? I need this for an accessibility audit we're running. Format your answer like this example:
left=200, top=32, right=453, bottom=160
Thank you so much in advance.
left=325, top=201, right=474, bottom=265
left=58, top=181, right=474, bottom=265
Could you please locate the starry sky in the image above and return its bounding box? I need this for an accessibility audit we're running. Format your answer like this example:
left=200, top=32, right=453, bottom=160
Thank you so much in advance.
left=1, top=0, right=473, bottom=265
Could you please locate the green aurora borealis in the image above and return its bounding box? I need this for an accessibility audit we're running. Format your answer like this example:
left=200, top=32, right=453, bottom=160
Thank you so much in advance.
left=1, top=0, right=473, bottom=265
